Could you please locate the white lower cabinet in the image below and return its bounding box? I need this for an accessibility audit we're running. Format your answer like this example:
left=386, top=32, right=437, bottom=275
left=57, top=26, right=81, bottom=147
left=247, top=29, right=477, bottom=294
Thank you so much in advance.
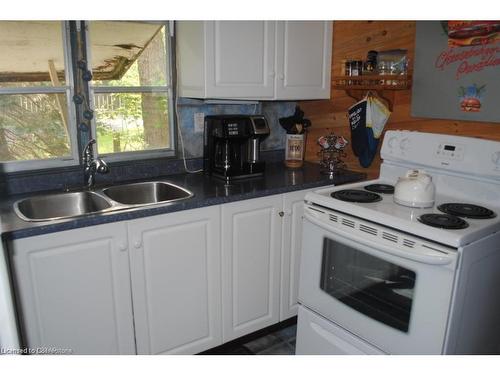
left=10, top=222, right=136, bottom=354
left=280, top=189, right=311, bottom=321
left=127, top=206, right=222, bottom=354
left=221, top=195, right=282, bottom=342
left=9, top=188, right=315, bottom=354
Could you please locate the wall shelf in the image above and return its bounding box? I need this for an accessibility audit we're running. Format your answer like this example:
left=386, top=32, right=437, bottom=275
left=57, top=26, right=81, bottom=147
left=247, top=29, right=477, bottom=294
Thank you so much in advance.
left=332, top=74, right=412, bottom=111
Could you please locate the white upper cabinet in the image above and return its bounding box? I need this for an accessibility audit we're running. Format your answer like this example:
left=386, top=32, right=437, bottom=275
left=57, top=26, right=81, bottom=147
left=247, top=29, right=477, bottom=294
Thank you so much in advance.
left=275, top=21, right=332, bottom=100
left=207, top=21, right=276, bottom=99
left=176, top=21, right=332, bottom=100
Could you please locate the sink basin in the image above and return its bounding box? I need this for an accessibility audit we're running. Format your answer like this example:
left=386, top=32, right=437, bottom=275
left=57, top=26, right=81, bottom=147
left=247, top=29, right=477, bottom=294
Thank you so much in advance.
left=102, top=181, right=193, bottom=206
left=14, top=191, right=113, bottom=222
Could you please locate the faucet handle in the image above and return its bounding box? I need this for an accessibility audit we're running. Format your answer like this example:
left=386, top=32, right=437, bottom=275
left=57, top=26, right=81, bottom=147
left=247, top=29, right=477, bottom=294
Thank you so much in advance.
left=96, top=158, right=110, bottom=174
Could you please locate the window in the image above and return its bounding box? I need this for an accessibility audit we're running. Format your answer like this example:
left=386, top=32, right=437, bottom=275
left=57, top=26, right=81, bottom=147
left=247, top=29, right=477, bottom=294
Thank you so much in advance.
left=0, top=21, right=175, bottom=172
left=0, top=21, right=78, bottom=171
left=87, top=21, right=174, bottom=159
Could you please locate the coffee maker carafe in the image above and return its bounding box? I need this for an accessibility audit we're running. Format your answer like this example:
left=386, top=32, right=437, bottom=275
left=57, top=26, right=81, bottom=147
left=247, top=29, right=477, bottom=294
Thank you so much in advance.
left=204, top=115, right=270, bottom=181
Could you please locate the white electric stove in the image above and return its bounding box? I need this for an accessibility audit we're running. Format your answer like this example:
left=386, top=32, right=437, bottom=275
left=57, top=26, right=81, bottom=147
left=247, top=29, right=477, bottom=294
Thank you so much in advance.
left=296, top=130, right=500, bottom=355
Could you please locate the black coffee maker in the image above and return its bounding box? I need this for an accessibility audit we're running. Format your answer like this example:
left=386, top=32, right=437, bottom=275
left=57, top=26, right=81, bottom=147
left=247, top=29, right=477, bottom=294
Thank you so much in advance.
left=203, top=115, right=270, bottom=181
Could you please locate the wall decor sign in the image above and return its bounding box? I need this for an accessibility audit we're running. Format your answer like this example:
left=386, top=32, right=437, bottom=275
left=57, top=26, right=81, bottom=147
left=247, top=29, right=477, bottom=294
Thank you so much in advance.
left=412, top=21, right=500, bottom=123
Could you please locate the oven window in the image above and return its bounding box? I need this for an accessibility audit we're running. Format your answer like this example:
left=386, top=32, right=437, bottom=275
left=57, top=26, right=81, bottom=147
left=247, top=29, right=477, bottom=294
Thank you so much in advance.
left=320, top=238, right=416, bottom=332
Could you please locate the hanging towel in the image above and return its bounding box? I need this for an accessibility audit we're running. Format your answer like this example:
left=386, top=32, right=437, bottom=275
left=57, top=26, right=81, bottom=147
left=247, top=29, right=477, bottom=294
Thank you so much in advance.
left=367, top=96, right=391, bottom=139
left=348, top=94, right=391, bottom=168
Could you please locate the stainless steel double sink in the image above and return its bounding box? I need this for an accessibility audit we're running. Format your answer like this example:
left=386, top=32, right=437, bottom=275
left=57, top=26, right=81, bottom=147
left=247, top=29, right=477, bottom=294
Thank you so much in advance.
left=14, top=181, right=194, bottom=222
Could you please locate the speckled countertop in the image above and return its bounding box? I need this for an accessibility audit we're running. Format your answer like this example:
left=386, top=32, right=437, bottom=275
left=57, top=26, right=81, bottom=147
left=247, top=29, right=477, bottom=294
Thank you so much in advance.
left=0, top=162, right=365, bottom=240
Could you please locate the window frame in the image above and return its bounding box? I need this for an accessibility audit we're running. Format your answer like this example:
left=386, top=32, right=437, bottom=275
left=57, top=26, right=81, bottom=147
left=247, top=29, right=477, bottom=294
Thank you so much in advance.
left=85, top=20, right=176, bottom=162
left=0, top=21, right=80, bottom=173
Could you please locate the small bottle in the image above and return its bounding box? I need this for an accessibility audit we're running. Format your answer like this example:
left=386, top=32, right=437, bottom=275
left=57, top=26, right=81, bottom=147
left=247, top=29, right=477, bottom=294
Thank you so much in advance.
left=285, top=133, right=305, bottom=168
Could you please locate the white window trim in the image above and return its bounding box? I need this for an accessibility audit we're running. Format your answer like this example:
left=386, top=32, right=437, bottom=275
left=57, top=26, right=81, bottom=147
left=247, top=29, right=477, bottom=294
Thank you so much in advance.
left=85, top=21, right=176, bottom=163
left=0, top=21, right=79, bottom=173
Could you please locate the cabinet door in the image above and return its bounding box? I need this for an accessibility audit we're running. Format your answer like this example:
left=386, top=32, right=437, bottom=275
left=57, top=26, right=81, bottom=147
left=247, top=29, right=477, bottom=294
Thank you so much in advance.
left=128, top=206, right=222, bottom=354
left=10, top=223, right=135, bottom=354
left=221, top=195, right=282, bottom=342
left=280, top=189, right=311, bottom=321
left=205, top=21, right=276, bottom=99
left=275, top=21, right=332, bottom=100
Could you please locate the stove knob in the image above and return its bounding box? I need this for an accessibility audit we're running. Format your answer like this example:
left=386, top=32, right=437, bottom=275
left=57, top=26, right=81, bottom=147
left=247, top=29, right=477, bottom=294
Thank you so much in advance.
left=386, top=135, right=398, bottom=151
left=399, top=137, right=410, bottom=152
left=492, top=151, right=500, bottom=169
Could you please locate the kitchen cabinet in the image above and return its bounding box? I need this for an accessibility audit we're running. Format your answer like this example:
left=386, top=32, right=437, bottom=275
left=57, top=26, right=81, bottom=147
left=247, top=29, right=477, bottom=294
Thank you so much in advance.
left=275, top=21, right=332, bottom=100
left=176, top=21, right=332, bottom=100
left=10, top=223, right=136, bottom=354
left=279, top=189, right=311, bottom=321
left=8, top=187, right=315, bottom=354
left=221, top=195, right=282, bottom=342
left=127, top=206, right=222, bottom=354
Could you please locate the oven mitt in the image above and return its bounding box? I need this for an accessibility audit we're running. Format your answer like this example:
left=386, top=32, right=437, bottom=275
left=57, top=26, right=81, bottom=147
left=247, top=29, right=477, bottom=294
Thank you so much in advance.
left=349, top=97, right=383, bottom=168
left=348, top=99, right=368, bottom=158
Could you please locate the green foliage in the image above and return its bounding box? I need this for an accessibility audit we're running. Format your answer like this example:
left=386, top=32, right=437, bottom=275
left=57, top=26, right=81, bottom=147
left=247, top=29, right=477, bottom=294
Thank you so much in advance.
left=0, top=94, right=70, bottom=161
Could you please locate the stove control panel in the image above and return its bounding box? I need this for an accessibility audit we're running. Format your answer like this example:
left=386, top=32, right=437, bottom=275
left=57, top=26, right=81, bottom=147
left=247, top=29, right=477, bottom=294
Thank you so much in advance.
left=381, top=130, right=500, bottom=180
left=436, top=143, right=465, bottom=161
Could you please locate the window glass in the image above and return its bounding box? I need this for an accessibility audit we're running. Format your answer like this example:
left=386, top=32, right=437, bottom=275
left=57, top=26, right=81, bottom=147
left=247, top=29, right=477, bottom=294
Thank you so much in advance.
left=0, top=94, right=71, bottom=162
left=88, top=21, right=172, bottom=156
left=0, top=21, right=73, bottom=164
left=90, top=22, right=168, bottom=87
left=94, top=92, right=169, bottom=153
left=0, top=21, right=67, bottom=87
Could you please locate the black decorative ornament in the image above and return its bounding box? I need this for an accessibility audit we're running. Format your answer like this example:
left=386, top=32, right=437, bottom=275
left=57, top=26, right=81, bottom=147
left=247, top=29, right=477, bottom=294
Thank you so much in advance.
left=77, top=60, right=87, bottom=70
left=78, top=122, right=89, bottom=132
left=82, top=70, right=93, bottom=81
left=73, top=94, right=84, bottom=105
left=83, top=110, right=94, bottom=120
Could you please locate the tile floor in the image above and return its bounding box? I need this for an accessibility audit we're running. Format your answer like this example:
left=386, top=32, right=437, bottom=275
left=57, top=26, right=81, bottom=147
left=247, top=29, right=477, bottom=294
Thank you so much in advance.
left=202, top=322, right=297, bottom=355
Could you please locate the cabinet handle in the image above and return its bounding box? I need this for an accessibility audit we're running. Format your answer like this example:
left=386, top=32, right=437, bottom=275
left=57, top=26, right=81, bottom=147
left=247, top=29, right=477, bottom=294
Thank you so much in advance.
left=278, top=74, right=285, bottom=80
left=118, top=243, right=127, bottom=252
left=134, top=240, right=142, bottom=249
left=279, top=211, right=284, bottom=217
left=269, top=71, right=276, bottom=78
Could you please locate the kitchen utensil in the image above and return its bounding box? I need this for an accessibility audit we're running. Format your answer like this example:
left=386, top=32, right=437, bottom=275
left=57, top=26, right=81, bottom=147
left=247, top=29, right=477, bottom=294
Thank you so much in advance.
left=394, top=169, right=436, bottom=208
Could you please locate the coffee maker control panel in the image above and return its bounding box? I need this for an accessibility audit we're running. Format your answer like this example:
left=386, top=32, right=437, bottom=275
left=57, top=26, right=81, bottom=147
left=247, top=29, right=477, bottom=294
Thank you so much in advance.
left=227, top=122, right=241, bottom=136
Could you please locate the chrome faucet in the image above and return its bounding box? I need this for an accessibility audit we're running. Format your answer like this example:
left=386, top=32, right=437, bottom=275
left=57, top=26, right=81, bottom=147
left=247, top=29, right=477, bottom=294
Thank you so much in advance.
left=82, top=139, right=110, bottom=189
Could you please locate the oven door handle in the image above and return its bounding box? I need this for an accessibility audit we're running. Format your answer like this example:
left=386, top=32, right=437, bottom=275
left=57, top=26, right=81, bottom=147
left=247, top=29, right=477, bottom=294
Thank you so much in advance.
left=304, top=211, right=454, bottom=266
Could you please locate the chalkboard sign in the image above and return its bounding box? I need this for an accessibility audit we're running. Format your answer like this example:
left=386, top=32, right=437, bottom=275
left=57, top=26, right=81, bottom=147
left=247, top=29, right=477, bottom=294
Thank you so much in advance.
left=348, top=99, right=379, bottom=167
left=412, top=21, right=500, bottom=123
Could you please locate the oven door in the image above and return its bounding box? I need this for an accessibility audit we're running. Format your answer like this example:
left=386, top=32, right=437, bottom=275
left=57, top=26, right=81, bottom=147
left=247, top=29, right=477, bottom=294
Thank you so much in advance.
left=299, top=205, right=458, bottom=354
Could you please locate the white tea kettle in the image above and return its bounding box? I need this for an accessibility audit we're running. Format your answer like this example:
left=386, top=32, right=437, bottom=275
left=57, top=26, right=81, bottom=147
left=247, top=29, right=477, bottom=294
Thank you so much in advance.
left=394, top=169, right=435, bottom=208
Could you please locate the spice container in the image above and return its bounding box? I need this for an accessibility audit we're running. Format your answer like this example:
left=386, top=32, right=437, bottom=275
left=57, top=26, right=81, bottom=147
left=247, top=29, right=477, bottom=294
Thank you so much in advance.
left=351, top=60, right=363, bottom=76
left=279, top=106, right=311, bottom=169
left=285, top=133, right=306, bottom=168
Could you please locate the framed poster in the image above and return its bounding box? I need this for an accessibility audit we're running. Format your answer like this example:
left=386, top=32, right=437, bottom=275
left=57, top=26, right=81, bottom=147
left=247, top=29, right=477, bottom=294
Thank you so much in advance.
left=411, top=21, right=500, bottom=123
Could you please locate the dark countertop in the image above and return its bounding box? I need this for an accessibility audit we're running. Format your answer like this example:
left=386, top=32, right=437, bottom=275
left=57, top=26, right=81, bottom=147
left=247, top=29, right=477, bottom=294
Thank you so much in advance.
left=0, top=162, right=365, bottom=240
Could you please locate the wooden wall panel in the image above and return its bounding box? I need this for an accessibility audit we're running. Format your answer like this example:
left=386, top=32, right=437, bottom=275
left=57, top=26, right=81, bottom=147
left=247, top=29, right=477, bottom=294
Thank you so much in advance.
left=300, top=21, right=500, bottom=180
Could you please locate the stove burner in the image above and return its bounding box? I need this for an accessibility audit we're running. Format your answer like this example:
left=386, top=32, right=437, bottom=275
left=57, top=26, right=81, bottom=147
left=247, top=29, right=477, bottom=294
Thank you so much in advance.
left=364, top=184, right=395, bottom=194
left=438, top=203, right=496, bottom=219
left=331, top=189, right=382, bottom=203
left=418, top=214, right=469, bottom=230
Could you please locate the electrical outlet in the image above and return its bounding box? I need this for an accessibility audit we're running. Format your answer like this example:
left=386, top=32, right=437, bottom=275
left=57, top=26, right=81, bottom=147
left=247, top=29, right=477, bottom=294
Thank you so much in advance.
left=194, top=112, right=205, bottom=133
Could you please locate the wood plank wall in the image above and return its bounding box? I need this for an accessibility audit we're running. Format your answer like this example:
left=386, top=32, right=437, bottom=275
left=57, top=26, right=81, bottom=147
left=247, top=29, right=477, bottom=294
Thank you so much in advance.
left=299, top=21, right=500, bottom=180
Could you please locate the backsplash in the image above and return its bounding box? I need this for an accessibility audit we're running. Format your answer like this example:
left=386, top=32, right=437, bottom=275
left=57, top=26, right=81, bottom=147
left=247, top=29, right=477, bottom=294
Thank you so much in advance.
left=177, top=98, right=295, bottom=158
left=0, top=100, right=295, bottom=196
